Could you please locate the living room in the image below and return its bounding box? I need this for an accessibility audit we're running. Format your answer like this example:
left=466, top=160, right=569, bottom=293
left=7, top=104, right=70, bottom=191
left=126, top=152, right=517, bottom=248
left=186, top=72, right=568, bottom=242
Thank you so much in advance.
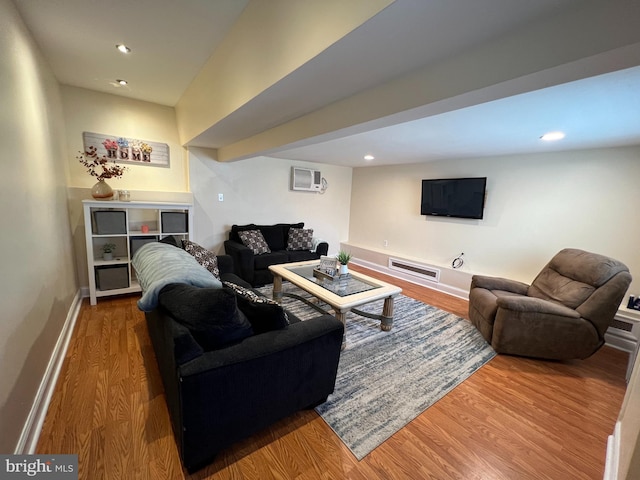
left=2, top=0, right=640, bottom=478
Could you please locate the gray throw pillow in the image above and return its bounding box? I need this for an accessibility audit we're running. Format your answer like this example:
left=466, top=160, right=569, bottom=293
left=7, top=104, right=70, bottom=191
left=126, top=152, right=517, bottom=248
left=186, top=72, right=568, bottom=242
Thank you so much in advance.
left=287, top=227, right=314, bottom=250
left=238, top=230, right=271, bottom=254
left=224, top=281, right=289, bottom=334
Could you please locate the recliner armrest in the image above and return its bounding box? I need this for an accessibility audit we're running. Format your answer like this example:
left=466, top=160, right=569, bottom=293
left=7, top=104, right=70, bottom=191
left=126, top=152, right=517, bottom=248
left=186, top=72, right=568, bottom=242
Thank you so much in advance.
left=471, top=275, right=529, bottom=295
left=496, top=295, right=580, bottom=318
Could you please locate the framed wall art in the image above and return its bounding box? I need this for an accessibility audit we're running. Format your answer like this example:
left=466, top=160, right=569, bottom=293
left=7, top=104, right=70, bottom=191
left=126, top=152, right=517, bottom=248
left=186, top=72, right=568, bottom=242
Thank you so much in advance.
left=82, top=132, right=170, bottom=168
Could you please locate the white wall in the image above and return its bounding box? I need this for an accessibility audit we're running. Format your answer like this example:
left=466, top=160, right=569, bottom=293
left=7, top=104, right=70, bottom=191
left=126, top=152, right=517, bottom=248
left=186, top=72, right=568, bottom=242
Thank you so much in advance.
left=189, top=149, right=352, bottom=255
left=348, top=146, right=640, bottom=296
left=0, top=0, right=78, bottom=452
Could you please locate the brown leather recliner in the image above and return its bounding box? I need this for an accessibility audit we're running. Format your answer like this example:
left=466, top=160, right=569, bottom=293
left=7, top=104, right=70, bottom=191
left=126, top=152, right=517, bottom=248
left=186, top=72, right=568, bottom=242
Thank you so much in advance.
left=468, top=248, right=632, bottom=360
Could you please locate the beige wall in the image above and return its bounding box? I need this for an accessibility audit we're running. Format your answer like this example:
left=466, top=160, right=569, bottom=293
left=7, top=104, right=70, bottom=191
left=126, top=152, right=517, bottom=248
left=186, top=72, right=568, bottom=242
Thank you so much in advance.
left=348, top=146, right=640, bottom=297
left=62, top=85, right=188, bottom=192
left=176, top=0, right=392, bottom=146
left=188, top=149, right=352, bottom=256
left=61, top=86, right=190, bottom=287
left=0, top=0, right=78, bottom=452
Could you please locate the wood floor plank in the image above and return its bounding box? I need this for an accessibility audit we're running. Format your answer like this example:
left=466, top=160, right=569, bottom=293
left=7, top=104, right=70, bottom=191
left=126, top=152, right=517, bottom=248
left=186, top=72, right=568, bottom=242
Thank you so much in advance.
left=36, top=266, right=628, bottom=479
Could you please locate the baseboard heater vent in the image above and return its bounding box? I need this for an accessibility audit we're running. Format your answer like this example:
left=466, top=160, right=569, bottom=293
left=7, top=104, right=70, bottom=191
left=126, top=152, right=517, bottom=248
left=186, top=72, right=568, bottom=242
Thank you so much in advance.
left=388, top=258, right=440, bottom=283
left=611, top=318, right=633, bottom=332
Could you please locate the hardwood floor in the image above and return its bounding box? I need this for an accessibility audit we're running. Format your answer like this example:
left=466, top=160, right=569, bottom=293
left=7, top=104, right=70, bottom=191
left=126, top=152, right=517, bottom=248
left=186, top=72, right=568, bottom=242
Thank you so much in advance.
left=37, top=265, right=629, bottom=479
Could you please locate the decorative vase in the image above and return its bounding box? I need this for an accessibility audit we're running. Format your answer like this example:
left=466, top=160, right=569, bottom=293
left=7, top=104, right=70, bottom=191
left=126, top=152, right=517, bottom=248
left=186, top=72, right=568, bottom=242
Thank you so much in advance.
left=91, top=179, right=114, bottom=200
left=339, top=263, right=349, bottom=275
left=103, top=252, right=113, bottom=261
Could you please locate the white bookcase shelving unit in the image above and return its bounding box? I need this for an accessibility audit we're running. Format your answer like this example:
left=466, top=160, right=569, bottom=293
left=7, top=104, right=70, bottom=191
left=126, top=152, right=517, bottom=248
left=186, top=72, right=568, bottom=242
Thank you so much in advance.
left=83, top=199, right=193, bottom=305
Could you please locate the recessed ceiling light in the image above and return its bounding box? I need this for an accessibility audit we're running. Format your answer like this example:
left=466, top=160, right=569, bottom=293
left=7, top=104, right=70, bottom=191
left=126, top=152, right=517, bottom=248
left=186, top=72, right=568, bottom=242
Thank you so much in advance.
left=540, top=131, right=565, bottom=141
left=116, top=44, right=131, bottom=54
left=116, top=79, right=128, bottom=86
left=364, top=155, right=375, bottom=161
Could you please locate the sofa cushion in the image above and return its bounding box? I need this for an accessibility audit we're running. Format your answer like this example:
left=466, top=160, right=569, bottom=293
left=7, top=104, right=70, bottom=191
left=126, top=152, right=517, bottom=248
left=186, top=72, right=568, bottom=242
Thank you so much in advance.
left=287, top=228, right=314, bottom=251
left=158, top=283, right=253, bottom=350
left=238, top=230, right=271, bottom=255
left=182, top=239, right=220, bottom=280
left=172, top=321, right=205, bottom=365
left=286, top=250, right=320, bottom=263
left=259, top=225, right=286, bottom=251
left=230, top=223, right=304, bottom=246
left=224, top=281, right=289, bottom=334
left=254, top=251, right=288, bottom=270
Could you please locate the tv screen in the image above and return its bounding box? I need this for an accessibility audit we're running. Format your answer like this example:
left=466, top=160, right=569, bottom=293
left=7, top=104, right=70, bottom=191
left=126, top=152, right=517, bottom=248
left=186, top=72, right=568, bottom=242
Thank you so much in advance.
left=421, top=177, right=487, bottom=219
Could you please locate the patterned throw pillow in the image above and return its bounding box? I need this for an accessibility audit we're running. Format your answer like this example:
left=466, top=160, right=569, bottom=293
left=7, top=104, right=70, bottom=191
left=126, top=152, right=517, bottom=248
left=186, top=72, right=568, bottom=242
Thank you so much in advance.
left=238, top=229, right=271, bottom=254
left=287, top=227, right=314, bottom=251
left=224, top=281, right=289, bottom=333
left=182, top=239, right=220, bottom=280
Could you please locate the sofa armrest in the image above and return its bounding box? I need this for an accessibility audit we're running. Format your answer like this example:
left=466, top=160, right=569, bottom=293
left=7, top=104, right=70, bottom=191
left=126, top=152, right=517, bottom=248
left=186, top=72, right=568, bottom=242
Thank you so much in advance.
left=215, top=254, right=234, bottom=275
left=224, top=239, right=255, bottom=284
left=471, top=275, right=529, bottom=295
left=312, top=238, right=329, bottom=256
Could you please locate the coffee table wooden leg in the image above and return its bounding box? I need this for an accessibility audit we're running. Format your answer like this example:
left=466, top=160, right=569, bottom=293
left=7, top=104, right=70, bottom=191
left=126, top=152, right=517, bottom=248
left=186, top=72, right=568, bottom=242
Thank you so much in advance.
left=336, top=311, right=347, bottom=350
left=272, top=274, right=283, bottom=303
left=381, top=296, right=394, bottom=331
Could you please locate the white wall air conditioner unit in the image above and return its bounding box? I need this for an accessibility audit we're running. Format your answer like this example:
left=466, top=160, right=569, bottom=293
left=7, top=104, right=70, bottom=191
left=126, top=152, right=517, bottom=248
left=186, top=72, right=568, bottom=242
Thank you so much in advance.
left=291, top=166, right=322, bottom=192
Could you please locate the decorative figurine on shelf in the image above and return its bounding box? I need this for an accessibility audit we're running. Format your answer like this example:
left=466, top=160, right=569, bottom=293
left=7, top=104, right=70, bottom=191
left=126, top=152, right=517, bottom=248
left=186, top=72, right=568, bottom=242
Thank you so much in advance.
left=77, top=146, right=127, bottom=200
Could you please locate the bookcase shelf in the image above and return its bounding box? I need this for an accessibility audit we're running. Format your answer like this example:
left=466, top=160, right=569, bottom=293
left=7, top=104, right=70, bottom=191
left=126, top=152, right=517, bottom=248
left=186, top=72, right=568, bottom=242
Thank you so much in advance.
left=83, top=199, right=193, bottom=305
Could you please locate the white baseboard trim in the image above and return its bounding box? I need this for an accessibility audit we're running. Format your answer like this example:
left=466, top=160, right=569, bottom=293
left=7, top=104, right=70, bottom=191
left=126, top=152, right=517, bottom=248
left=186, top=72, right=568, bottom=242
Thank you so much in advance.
left=605, top=331, right=637, bottom=353
left=352, top=258, right=470, bottom=300
left=603, top=421, right=621, bottom=480
left=15, top=289, right=83, bottom=454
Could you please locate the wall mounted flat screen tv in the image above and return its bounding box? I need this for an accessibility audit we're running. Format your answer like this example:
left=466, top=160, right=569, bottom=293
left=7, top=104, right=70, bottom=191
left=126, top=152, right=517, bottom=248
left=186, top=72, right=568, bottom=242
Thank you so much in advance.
left=421, top=177, right=487, bottom=219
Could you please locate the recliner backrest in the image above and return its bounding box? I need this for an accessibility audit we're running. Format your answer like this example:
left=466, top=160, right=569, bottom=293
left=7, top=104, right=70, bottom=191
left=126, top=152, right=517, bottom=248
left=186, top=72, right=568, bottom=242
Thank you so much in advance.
left=528, top=248, right=631, bottom=335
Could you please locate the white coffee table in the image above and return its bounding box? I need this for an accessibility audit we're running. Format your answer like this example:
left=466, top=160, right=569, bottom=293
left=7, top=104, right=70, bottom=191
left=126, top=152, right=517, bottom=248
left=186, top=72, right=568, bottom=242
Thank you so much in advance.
left=269, top=260, right=402, bottom=347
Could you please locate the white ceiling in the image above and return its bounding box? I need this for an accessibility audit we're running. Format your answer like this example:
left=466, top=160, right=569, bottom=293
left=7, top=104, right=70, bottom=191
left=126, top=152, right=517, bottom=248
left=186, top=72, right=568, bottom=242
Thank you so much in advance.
left=14, top=0, right=250, bottom=106
left=274, top=66, right=640, bottom=166
left=14, top=0, right=640, bottom=167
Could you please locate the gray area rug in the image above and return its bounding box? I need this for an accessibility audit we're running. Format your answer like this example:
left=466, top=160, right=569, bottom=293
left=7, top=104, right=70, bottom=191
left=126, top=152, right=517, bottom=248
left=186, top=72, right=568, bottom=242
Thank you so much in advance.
left=257, top=284, right=496, bottom=460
